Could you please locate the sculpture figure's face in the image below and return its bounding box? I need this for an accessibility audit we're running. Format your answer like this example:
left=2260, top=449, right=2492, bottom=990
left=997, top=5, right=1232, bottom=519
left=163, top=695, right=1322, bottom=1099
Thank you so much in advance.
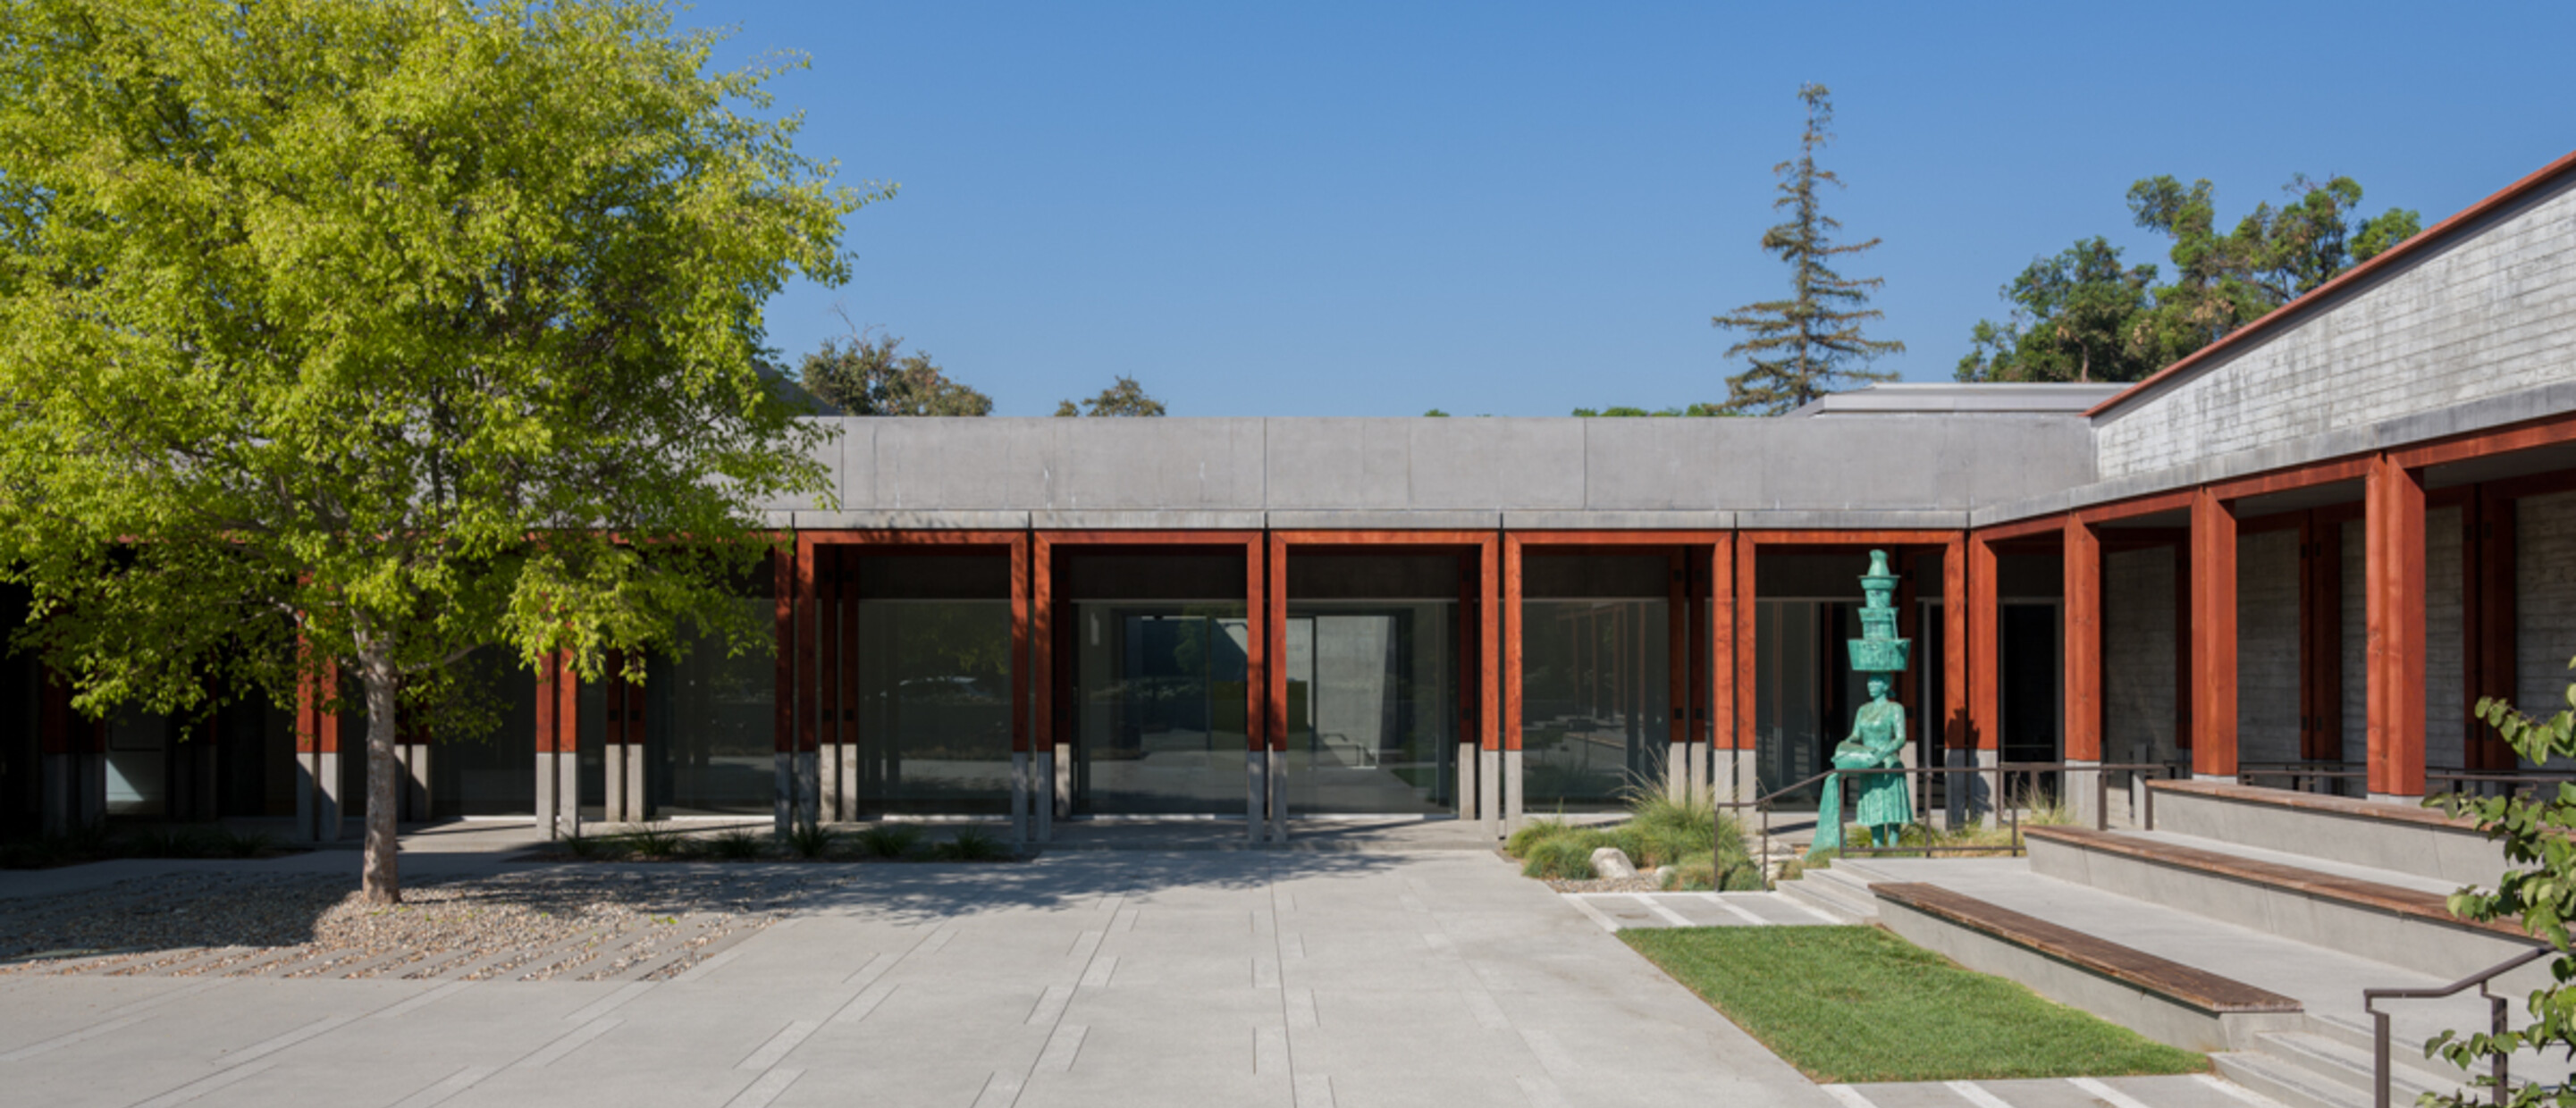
left=1867, top=675, right=1891, bottom=700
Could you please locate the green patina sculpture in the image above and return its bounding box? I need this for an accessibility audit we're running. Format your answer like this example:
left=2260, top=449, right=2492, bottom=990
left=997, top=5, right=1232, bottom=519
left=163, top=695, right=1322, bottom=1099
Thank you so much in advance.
left=1814, top=550, right=1912, bottom=852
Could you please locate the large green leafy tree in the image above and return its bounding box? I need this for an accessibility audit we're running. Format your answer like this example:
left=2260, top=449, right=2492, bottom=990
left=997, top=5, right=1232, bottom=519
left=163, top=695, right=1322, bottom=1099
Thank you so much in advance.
left=0, top=0, right=875, bottom=902
left=801, top=333, right=993, bottom=416
left=1712, top=84, right=1903, bottom=415
left=1959, top=176, right=2419, bottom=382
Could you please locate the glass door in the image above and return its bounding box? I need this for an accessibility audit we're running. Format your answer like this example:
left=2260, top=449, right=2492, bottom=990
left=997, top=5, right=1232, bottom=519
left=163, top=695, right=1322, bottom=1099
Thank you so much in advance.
left=1283, top=602, right=1456, bottom=815
left=1072, top=603, right=1249, bottom=815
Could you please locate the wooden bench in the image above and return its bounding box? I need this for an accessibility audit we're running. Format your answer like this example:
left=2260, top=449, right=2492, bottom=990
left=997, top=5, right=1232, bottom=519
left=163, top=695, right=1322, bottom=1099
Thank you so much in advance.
left=1871, top=882, right=2302, bottom=1015
left=2024, top=826, right=2533, bottom=941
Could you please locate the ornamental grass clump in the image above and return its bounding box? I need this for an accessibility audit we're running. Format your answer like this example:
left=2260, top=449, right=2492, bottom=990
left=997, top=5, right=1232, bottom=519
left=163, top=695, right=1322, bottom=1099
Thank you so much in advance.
left=707, top=828, right=767, bottom=860
left=933, top=827, right=1014, bottom=861
left=1520, top=836, right=1597, bottom=880
left=783, top=819, right=838, bottom=860
left=624, top=823, right=687, bottom=860
left=853, top=823, right=926, bottom=859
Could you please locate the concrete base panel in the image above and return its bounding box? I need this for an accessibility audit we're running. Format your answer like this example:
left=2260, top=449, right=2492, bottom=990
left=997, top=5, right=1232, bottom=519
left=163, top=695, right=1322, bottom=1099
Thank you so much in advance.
left=1244, top=750, right=1266, bottom=842
left=1454, top=742, right=1478, bottom=822
left=1477, top=748, right=1502, bottom=838
left=1711, top=748, right=1754, bottom=805
left=1036, top=751, right=1057, bottom=840
left=795, top=751, right=820, bottom=826
left=299, top=751, right=343, bottom=843
left=771, top=752, right=791, bottom=834
left=1875, top=897, right=2301, bottom=1053
left=1267, top=749, right=1287, bottom=843
left=1503, top=749, right=1524, bottom=831
left=2066, top=760, right=2101, bottom=828
left=1009, top=751, right=1030, bottom=843
left=1052, top=743, right=1072, bottom=821
left=1943, top=747, right=1992, bottom=827
left=833, top=743, right=858, bottom=821
left=2156, top=787, right=2504, bottom=886
left=398, top=744, right=432, bottom=822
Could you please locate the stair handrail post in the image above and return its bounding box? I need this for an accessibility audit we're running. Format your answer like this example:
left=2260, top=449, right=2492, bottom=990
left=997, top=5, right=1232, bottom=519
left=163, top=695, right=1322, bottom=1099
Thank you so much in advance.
left=2094, top=762, right=2109, bottom=831
left=2362, top=944, right=2551, bottom=1108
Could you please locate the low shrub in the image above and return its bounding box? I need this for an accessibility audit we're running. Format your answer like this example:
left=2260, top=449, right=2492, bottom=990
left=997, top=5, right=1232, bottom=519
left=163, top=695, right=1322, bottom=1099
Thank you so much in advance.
left=853, top=823, right=926, bottom=859
left=121, top=826, right=211, bottom=859
left=783, top=819, right=838, bottom=860
left=1504, top=817, right=1573, bottom=859
left=933, top=827, right=1013, bottom=861
left=707, top=829, right=768, bottom=860
left=1520, top=836, right=1595, bottom=880
left=625, top=823, right=688, bottom=859
left=563, top=831, right=625, bottom=860
left=208, top=827, right=280, bottom=859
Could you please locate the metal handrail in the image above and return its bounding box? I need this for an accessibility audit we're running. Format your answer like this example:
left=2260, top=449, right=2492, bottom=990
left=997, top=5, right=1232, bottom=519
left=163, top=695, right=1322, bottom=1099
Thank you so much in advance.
left=2363, top=945, right=2552, bottom=1108
left=1715, top=760, right=2183, bottom=881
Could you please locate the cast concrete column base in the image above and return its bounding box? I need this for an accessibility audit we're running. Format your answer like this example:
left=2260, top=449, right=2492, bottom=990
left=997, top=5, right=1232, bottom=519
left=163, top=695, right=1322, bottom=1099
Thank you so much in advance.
left=2367, top=793, right=2426, bottom=806
left=397, top=743, right=432, bottom=823
left=1244, top=750, right=1266, bottom=843
left=1267, top=749, right=1287, bottom=843
left=796, top=751, right=821, bottom=826
left=1943, top=747, right=1991, bottom=828
left=1038, top=749, right=1060, bottom=841
left=1477, top=748, right=1502, bottom=839
left=832, top=744, right=859, bottom=822
left=1711, top=748, right=1754, bottom=805
left=1502, top=749, right=1525, bottom=834
left=2065, top=759, right=2102, bottom=827
left=772, top=751, right=792, bottom=835
left=1010, top=751, right=1031, bottom=844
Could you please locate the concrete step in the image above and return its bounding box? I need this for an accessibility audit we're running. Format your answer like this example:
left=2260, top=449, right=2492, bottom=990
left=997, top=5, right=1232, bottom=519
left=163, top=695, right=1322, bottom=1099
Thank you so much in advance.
left=2025, top=826, right=2547, bottom=987
left=1775, top=859, right=1884, bottom=922
left=2212, top=1048, right=2368, bottom=1108
left=2148, top=779, right=2504, bottom=887
left=2249, top=1030, right=2454, bottom=1108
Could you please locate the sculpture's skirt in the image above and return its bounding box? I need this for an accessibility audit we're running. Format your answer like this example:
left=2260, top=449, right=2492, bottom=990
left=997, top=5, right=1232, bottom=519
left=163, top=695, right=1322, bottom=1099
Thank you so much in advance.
left=1854, top=774, right=1911, bottom=829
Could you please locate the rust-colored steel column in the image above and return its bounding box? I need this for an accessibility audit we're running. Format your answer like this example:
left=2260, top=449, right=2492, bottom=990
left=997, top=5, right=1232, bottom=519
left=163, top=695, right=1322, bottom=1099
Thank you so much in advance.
left=2367, top=454, right=2428, bottom=798
left=1259, top=533, right=1284, bottom=842
left=2173, top=542, right=2194, bottom=757
left=1500, top=533, right=1524, bottom=827
left=1711, top=535, right=1738, bottom=802
left=1942, top=535, right=1968, bottom=754
left=1666, top=550, right=1689, bottom=796
left=1477, top=537, right=1501, bottom=827
left=1966, top=534, right=1999, bottom=754
left=1031, top=533, right=1057, bottom=839
left=772, top=545, right=794, bottom=830
left=2065, top=518, right=2102, bottom=763
left=815, top=550, right=841, bottom=822
left=1010, top=534, right=1032, bottom=840
left=2191, top=488, right=2239, bottom=781
left=1734, top=535, right=1758, bottom=755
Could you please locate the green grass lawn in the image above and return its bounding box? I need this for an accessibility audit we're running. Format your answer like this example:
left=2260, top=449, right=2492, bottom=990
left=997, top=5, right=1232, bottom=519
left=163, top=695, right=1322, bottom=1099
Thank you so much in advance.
left=1620, top=927, right=2209, bottom=1083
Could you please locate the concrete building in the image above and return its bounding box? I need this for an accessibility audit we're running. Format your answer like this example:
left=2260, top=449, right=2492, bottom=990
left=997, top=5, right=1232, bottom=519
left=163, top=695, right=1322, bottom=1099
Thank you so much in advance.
left=6, top=148, right=2576, bottom=844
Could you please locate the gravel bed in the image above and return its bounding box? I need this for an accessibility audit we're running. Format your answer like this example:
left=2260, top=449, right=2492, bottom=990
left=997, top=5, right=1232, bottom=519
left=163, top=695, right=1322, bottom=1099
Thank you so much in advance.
left=1542, top=876, right=1671, bottom=894
left=0, top=868, right=847, bottom=983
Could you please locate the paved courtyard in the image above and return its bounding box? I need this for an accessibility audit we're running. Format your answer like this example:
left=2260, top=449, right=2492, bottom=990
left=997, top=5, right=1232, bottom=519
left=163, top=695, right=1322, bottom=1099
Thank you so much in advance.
left=0, top=828, right=2286, bottom=1108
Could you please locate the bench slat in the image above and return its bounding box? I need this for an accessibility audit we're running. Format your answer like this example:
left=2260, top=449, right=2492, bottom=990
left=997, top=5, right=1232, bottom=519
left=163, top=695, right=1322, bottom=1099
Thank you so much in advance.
left=1870, top=881, right=2303, bottom=1014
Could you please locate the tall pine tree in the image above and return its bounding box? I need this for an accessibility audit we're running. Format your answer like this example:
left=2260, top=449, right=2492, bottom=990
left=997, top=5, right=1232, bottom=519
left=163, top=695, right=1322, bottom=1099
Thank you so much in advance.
left=1713, top=84, right=1902, bottom=414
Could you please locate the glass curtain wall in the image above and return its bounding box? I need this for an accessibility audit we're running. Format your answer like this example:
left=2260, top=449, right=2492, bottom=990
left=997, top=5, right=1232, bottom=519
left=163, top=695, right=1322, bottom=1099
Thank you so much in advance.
left=854, top=598, right=1013, bottom=814
left=644, top=596, right=778, bottom=815
left=1284, top=602, right=1456, bottom=814
left=1073, top=603, right=1250, bottom=814
left=103, top=709, right=168, bottom=817
left=1520, top=554, right=1670, bottom=812
left=430, top=650, right=537, bottom=818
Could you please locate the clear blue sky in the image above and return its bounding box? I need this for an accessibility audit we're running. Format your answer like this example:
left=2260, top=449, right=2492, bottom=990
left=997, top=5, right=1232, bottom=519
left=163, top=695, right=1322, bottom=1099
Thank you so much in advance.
left=706, top=2, right=2576, bottom=417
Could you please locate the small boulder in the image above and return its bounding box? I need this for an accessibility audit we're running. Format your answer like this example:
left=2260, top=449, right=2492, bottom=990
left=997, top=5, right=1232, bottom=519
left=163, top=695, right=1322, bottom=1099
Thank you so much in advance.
left=1589, top=846, right=1638, bottom=879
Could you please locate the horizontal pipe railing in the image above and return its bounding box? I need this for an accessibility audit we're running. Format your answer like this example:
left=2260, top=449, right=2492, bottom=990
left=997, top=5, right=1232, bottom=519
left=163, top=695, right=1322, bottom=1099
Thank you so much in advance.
left=1715, top=761, right=2184, bottom=882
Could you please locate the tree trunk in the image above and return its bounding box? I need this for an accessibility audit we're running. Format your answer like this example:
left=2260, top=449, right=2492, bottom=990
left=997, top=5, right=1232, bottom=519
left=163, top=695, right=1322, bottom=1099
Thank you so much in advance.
left=358, top=646, right=401, bottom=904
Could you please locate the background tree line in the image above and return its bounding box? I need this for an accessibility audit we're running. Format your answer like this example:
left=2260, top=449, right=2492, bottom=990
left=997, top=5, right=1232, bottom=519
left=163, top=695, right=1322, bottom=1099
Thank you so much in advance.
left=1957, top=174, right=2420, bottom=383
left=794, top=329, right=1165, bottom=416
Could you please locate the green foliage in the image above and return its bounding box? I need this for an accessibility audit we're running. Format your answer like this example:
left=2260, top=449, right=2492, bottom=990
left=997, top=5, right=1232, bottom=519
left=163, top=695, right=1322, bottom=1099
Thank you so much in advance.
left=1622, top=927, right=2207, bottom=1082
left=933, top=827, right=1014, bottom=861
left=2428, top=662, right=2576, bottom=1106
left=0, top=0, right=873, bottom=902
left=783, top=819, right=838, bottom=860
left=564, top=831, right=627, bottom=861
left=798, top=332, right=993, bottom=416
left=853, top=823, right=927, bottom=859
left=1422, top=408, right=1451, bottom=417
left=1958, top=175, right=2419, bottom=383
left=707, top=829, right=769, bottom=860
left=1520, top=836, right=1597, bottom=880
left=624, top=823, right=687, bottom=859
left=1570, top=405, right=1730, bottom=417
left=1055, top=376, right=1166, bottom=417
left=208, top=827, right=282, bottom=859
left=1505, top=817, right=1571, bottom=858
left=1711, top=84, right=1902, bottom=415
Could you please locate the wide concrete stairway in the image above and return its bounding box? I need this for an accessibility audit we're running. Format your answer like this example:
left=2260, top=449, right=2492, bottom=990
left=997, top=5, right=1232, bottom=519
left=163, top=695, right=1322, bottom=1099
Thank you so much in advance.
left=1821, top=780, right=2561, bottom=1108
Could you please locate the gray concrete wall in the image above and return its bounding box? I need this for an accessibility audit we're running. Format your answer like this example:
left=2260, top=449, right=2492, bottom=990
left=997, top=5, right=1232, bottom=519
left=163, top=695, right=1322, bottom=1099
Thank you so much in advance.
left=2103, top=547, right=2179, bottom=766
left=764, top=414, right=2097, bottom=527
left=2092, top=173, right=2576, bottom=482
left=2342, top=520, right=2369, bottom=767
left=2519, top=491, right=2576, bottom=734
left=2235, top=530, right=2300, bottom=766
left=2426, top=506, right=2467, bottom=769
